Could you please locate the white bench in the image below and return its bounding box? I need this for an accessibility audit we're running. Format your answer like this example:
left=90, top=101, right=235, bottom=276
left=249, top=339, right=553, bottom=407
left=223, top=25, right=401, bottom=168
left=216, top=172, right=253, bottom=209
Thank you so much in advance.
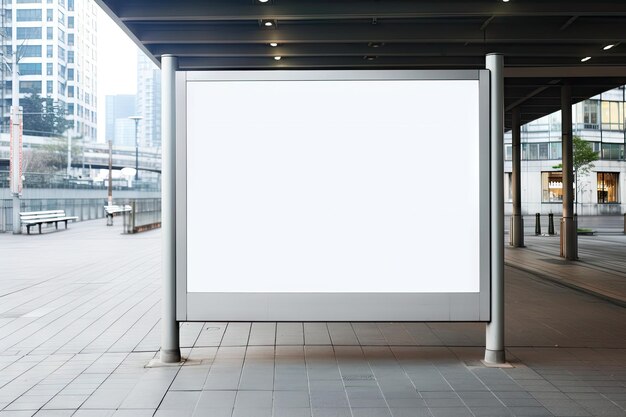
left=104, top=205, right=132, bottom=216
left=104, top=205, right=132, bottom=226
left=20, top=210, right=79, bottom=234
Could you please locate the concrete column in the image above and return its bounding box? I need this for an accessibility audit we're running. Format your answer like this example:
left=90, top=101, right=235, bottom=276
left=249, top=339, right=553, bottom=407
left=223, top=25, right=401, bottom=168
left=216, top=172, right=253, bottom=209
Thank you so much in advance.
left=510, top=107, right=524, bottom=247
left=160, top=55, right=181, bottom=363
left=560, top=84, right=577, bottom=260
left=485, top=53, right=506, bottom=364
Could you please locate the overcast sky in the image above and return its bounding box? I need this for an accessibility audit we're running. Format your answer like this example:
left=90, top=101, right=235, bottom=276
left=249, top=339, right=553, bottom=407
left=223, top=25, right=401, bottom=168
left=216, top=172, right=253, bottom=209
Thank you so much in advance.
left=96, top=5, right=149, bottom=143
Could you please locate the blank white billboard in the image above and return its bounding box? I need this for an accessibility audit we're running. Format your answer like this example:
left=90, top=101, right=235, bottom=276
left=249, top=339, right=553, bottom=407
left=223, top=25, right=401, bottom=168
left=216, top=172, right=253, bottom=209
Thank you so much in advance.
left=177, top=70, right=490, bottom=321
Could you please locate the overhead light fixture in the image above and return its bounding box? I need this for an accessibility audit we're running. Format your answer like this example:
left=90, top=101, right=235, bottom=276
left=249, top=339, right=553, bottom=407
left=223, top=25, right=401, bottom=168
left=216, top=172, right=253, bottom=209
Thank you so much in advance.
left=261, top=19, right=276, bottom=28
left=274, top=56, right=282, bottom=60
left=502, top=0, right=510, bottom=2
left=603, top=44, right=615, bottom=50
left=368, top=42, right=384, bottom=48
left=269, top=42, right=278, bottom=47
left=363, top=55, right=377, bottom=61
left=258, top=0, right=269, bottom=2
left=581, top=56, right=591, bottom=62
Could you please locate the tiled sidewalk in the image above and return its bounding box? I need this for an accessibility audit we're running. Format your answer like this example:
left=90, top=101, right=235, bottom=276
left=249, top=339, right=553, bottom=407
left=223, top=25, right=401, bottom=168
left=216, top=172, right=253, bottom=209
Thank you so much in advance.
left=0, top=220, right=624, bottom=417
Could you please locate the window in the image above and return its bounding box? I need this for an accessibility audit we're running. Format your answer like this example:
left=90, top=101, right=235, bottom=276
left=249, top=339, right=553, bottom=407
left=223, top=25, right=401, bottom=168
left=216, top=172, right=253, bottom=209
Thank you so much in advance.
left=16, top=8, right=42, bottom=21
left=20, top=80, right=42, bottom=94
left=583, top=100, right=599, bottom=128
left=67, top=33, right=74, bottom=46
left=58, top=64, right=66, bottom=78
left=20, top=45, right=42, bottom=57
left=597, top=172, right=619, bottom=203
left=601, top=101, right=623, bottom=131
left=58, top=81, right=66, bottom=96
left=67, top=68, right=74, bottom=80
left=17, top=27, right=42, bottom=39
left=46, top=8, right=53, bottom=21
left=58, top=10, right=64, bottom=24
left=67, top=85, right=74, bottom=97
left=542, top=172, right=563, bottom=203
left=601, top=143, right=624, bottom=160
left=18, top=63, right=41, bottom=75
left=17, top=0, right=42, bottom=3
left=67, top=50, right=74, bottom=63
left=46, top=45, right=53, bottom=57
left=58, top=0, right=64, bottom=7
left=68, top=16, right=74, bottom=28
left=47, top=26, right=53, bottom=40
left=68, top=0, right=74, bottom=11
left=47, top=80, right=53, bottom=94
left=47, top=63, right=53, bottom=75
left=58, top=46, right=65, bottom=60
left=58, top=28, right=65, bottom=43
left=67, top=103, right=74, bottom=115
left=550, top=142, right=562, bottom=160
left=504, top=144, right=512, bottom=161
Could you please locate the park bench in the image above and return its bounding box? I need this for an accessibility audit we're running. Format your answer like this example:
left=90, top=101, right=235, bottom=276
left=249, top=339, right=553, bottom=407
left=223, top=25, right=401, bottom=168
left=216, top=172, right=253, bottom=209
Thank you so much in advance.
left=104, top=204, right=132, bottom=226
left=20, top=210, right=78, bottom=234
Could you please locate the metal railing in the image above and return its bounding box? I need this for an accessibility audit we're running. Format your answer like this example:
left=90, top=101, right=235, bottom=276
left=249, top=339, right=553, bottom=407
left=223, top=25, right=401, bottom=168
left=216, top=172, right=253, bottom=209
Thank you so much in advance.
left=0, top=171, right=161, bottom=192
left=122, top=198, right=162, bottom=233
left=0, top=197, right=162, bottom=233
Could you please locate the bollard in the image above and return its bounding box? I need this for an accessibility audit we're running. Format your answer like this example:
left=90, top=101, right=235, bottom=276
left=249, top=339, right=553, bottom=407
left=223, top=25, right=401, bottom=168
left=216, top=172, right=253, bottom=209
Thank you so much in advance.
left=535, top=213, right=541, bottom=235
left=548, top=213, right=555, bottom=235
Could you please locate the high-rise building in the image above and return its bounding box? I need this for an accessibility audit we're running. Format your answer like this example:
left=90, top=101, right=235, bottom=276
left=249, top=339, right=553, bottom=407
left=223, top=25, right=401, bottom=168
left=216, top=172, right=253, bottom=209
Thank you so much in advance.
left=136, top=51, right=160, bottom=148
left=105, top=94, right=135, bottom=145
left=1, top=0, right=98, bottom=141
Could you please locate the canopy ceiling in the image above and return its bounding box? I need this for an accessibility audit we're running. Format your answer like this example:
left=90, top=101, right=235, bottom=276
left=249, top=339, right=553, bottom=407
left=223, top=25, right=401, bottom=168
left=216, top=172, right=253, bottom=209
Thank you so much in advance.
left=96, top=0, right=626, bottom=129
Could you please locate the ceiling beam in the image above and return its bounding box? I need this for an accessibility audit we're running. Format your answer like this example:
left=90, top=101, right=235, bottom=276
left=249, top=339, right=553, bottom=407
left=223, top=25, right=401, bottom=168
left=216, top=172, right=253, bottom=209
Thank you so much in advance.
left=110, top=1, right=626, bottom=22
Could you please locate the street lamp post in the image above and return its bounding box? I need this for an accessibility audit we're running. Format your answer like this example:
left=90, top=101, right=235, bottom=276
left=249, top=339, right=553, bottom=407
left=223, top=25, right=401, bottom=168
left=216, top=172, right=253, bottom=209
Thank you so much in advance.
left=129, top=116, right=142, bottom=181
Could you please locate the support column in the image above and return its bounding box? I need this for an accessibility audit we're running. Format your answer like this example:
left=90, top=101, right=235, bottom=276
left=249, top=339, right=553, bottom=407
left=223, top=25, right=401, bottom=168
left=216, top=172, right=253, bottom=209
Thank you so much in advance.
left=160, top=55, right=181, bottom=363
left=560, top=84, right=577, bottom=260
left=510, top=107, right=524, bottom=247
left=485, top=53, right=506, bottom=364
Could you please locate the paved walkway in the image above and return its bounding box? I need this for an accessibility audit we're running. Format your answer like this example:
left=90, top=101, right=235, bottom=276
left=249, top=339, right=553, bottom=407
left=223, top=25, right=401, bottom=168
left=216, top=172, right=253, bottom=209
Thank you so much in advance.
left=0, top=220, right=624, bottom=417
left=505, top=216, right=626, bottom=306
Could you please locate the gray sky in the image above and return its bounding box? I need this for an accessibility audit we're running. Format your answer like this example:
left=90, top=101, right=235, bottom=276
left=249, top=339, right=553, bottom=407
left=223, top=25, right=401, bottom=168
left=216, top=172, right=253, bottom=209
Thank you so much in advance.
left=96, top=5, right=147, bottom=143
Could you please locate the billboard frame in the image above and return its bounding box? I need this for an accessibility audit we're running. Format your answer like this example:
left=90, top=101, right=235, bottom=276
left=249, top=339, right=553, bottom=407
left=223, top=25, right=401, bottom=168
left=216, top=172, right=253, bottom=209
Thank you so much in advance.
left=175, top=69, right=491, bottom=322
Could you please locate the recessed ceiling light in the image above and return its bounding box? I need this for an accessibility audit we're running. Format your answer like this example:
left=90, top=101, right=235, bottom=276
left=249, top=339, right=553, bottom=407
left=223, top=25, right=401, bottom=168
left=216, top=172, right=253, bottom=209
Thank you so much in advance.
left=269, top=42, right=278, bottom=47
left=363, top=55, right=377, bottom=61
left=581, top=56, right=591, bottom=62
left=368, top=42, right=384, bottom=48
left=274, top=56, right=282, bottom=60
left=264, top=21, right=273, bottom=27
left=603, top=44, right=615, bottom=50
left=502, top=0, right=510, bottom=2
left=258, top=0, right=269, bottom=2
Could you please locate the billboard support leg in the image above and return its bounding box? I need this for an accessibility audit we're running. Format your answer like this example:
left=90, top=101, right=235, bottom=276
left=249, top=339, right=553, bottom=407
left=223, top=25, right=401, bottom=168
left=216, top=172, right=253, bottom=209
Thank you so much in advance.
left=160, top=54, right=181, bottom=364
left=485, top=53, right=506, bottom=364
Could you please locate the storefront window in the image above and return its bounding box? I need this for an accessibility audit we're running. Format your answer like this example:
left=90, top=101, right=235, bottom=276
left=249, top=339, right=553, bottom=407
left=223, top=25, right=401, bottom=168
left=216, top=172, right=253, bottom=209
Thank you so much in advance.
left=542, top=172, right=563, bottom=203
left=597, top=172, right=619, bottom=203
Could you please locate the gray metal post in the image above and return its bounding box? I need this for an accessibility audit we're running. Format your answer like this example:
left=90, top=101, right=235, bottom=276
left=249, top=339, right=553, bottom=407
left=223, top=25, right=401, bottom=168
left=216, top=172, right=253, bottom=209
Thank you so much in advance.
left=10, top=51, right=22, bottom=234
left=160, top=55, right=181, bottom=363
left=485, top=53, right=506, bottom=364
left=510, top=107, right=524, bottom=247
left=560, top=84, right=577, bottom=260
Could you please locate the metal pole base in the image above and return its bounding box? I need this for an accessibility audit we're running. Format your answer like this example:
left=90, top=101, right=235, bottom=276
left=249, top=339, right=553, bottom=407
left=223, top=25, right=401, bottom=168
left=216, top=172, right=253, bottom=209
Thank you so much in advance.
left=484, top=349, right=506, bottom=364
left=160, top=348, right=182, bottom=364
left=560, top=217, right=578, bottom=260
left=509, top=215, right=524, bottom=247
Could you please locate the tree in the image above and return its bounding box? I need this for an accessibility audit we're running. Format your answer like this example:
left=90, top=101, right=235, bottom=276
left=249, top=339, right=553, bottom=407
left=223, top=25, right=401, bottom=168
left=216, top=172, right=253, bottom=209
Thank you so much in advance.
left=21, top=92, right=73, bottom=137
left=22, top=136, right=83, bottom=174
left=553, top=135, right=599, bottom=214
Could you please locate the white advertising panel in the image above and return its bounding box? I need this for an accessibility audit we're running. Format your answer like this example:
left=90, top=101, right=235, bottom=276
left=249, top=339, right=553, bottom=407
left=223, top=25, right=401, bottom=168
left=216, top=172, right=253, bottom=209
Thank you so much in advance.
left=177, top=70, right=490, bottom=322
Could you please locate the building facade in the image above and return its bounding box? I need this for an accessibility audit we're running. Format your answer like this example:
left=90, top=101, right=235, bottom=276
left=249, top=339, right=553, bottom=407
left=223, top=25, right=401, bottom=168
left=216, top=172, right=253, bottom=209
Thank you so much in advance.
left=504, top=87, right=626, bottom=215
left=0, top=0, right=98, bottom=141
left=135, top=51, right=160, bottom=148
left=105, top=94, right=135, bottom=146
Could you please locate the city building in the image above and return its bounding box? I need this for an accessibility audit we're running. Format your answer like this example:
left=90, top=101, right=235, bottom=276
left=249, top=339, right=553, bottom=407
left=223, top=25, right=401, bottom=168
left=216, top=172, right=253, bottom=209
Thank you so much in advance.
left=105, top=94, right=135, bottom=146
left=504, top=87, right=626, bottom=215
left=0, top=0, right=98, bottom=141
left=135, top=51, right=160, bottom=148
